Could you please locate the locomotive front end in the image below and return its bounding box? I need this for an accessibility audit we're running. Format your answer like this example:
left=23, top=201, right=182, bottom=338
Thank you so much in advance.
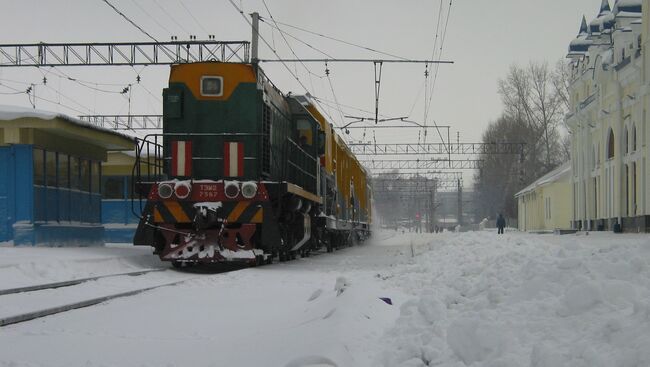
left=133, top=61, right=282, bottom=266
left=141, top=180, right=271, bottom=265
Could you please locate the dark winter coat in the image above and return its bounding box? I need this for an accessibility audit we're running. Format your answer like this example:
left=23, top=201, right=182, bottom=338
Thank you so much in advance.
left=496, top=215, right=506, bottom=229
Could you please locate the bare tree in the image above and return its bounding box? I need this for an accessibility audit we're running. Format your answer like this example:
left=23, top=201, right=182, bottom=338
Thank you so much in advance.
left=475, top=60, right=571, bottom=220
left=498, top=61, right=567, bottom=172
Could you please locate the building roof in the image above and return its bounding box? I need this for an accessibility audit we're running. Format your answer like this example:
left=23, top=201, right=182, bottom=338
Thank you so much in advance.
left=0, top=105, right=135, bottom=142
left=515, top=162, right=571, bottom=197
left=0, top=105, right=136, bottom=155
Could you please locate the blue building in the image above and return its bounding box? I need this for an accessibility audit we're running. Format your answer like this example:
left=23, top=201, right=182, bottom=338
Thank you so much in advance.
left=101, top=151, right=145, bottom=243
left=0, top=106, right=134, bottom=246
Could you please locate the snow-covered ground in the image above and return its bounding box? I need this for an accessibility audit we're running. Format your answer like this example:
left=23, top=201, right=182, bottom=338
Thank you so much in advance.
left=0, top=244, right=165, bottom=290
left=1, top=231, right=649, bottom=366
left=378, top=231, right=650, bottom=367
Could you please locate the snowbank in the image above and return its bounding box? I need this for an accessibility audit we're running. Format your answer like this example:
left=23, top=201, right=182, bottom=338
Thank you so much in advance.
left=376, top=232, right=650, bottom=366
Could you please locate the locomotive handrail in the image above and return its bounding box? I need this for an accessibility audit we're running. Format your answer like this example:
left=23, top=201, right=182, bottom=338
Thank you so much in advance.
left=131, top=136, right=164, bottom=218
left=286, top=161, right=317, bottom=180
left=284, top=137, right=318, bottom=194
left=286, top=138, right=318, bottom=163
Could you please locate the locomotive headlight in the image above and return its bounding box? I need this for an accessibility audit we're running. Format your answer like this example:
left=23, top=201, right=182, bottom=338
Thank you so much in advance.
left=174, top=181, right=192, bottom=199
left=241, top=181, right=258, bottom=199
left=224, top=181, right=240, bottom=199
left=158, top=183, right=174, bottom=199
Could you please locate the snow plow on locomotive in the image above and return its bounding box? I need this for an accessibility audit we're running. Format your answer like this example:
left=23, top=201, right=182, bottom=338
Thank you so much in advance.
left=132, top=62, right=372, bottom=266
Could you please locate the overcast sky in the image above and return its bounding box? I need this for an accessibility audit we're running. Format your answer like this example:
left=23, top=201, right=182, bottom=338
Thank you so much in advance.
left=0, top=0, right=602, bottom=182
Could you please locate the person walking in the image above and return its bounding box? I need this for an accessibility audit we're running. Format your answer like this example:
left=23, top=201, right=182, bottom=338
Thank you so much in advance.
left=496, top=213, right=506, bottom=234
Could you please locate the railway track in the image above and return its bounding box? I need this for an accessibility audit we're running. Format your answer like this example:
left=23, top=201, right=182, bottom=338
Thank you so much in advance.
left=0, top=268, right=166, bottom=296
left=0, top=242, right=365, bottom=328
left=0, top=268, right=195, bottom=327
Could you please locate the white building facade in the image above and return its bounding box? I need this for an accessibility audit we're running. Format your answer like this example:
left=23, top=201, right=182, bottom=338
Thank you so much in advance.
left=567, top=0, right=649, bottom=232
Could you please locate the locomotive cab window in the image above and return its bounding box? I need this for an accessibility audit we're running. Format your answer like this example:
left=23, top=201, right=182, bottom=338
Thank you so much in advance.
left=200, top=76, right=223, bottom=97
left=297, top=119, right=313, bottom=147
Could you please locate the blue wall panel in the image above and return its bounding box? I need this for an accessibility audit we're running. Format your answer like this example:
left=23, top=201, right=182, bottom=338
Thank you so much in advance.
left=13, top=145, right=33, bottom=223
left=0, top=148, right=11, bottom=241
left=102, top=200, right=139, bottom=225
left=0, top=145, right=33, bottom=242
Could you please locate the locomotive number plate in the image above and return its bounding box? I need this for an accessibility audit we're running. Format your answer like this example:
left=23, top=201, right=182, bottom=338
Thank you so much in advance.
left=197, top=184, right=219, bottom=199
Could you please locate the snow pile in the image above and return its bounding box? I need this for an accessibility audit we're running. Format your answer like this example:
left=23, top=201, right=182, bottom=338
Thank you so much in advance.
left=377, top=232, right=650, bottom=366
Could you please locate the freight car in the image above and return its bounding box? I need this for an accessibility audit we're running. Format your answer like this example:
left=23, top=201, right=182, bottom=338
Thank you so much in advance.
left=133, top=62, right=371, bottom=266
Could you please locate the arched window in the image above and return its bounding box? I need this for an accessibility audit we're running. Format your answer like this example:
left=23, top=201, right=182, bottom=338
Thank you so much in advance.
left=632, top=124, right=637, bottom=152
left=607, top=128, right=615, bottom=159
left=624, top=126, right=629, bottom=154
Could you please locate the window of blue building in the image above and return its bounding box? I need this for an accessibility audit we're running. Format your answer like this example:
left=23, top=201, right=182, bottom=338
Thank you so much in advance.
left=33, top=148, right=102, bottom=224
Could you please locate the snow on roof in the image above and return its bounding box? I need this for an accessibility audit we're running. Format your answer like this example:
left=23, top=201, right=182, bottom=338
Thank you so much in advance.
left=600, top=0, right=612, bottom=15
left=515, top=162, right=571, bottom=197
left=0, top=104, right=135, bottom=142
left=616, top=0, right=642, bottom=13
left=570, top=35, right=593, bottom=52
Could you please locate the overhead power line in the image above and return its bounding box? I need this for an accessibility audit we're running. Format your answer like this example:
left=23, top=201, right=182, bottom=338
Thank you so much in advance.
left=227, top=1, right=345, bottom=132
left=152, top=0, right=190, bottom=36
left=258, top=58, right=453, bottom=64
left=178, top=2, right=210, bottom=35
left=130, top=0, right=173, bottom=37
left=259, top=17, right=410, bottom=61
left=100, top=0, right=159, bottom=42
left=259, top=21, right=333, bottom=58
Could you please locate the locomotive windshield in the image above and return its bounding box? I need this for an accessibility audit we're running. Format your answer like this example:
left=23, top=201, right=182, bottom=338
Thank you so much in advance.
left=200, top=76, right=223, bottom=96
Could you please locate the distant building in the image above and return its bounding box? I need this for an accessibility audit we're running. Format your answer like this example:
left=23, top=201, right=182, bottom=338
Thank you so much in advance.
left=515, top=162, right=572, bottom=232
left=0, top=105, right=134, bottom=245
left=566, top=0, right=648, bottom=232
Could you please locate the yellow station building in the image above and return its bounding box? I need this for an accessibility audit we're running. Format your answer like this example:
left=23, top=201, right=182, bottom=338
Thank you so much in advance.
left=516, top=162, right=572, bottom=232
left=566, top=0, right=647, bottom=232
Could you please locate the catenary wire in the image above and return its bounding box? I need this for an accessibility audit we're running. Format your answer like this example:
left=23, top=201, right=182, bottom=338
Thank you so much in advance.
left=130, top=0, right=173, bottom=37
left=178, top=2, right=210, bottom=35
left=100, top=0, right=159, bottom=42
left=227, top=0, right=346, bottom=131
left=262, top=18, right=409, bottom=61
left=152, top=0, right=191, bottom=36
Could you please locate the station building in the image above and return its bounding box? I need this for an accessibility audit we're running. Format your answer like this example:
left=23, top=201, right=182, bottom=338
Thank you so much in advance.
left=565, top=0, right=650, bottom=232
left=515, top=162, right=572, bottom=232
left=0, top=105, right=134, bottom=245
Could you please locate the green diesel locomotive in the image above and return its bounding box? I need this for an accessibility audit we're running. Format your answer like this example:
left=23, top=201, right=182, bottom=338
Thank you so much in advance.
left=133, top=62, right=371, bottom=266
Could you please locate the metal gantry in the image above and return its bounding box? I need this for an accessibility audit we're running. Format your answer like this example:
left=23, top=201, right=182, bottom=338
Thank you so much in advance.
left=0, top=41, right=250, bottom=67
left=373, top=178, right=439, bottom=191
left=349, top=142, right=525, bottom=156
left=78, top=115, right=163, bottom=130
left=372, top=171, right=463, bottom=180
left=373, top=184, right=458, bottom=193
left=361, top=159, right=483, bottom=170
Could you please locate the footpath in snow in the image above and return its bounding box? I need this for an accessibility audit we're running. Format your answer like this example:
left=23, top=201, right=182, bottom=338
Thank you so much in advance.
left=1, top=231, right=650, bottom=366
